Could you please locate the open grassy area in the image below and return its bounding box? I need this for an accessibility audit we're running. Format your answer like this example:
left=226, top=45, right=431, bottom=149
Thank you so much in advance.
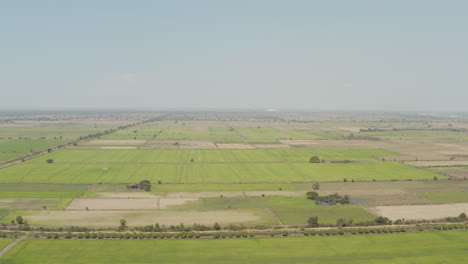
left=3, top=231, right=467, bottom=264
left=271, top=206, right=376, bottom=225
left=0, top=139, right=68, bottom=162
left=421, top=193, right=468, bottom=203
left=202, top=196, right=316, bottom=210
left=28, top=149, right=400, bottom=163
left=0, top=162, right=442, bottom=184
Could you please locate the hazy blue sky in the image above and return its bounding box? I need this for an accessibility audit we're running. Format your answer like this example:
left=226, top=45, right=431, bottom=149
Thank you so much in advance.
left=1, top=0, right=467, bottom=111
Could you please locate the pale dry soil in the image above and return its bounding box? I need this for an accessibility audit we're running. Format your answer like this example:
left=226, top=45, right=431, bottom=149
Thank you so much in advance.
left=216, top=144, right=255, bottom=149
left=92, top=192, right=161, bottom=198
left=368, top=203, right=468, bottom=221
left=142, top=140, right=217, bottom=149
left=280, top=139, right=468, bottom=161
left=86, top=139, right=147, bottom=145
left=17, top=209, right=264, bottom=227
left=100, top=146, right=138, bottom=150
left=66, top=198, right=198, bottom=210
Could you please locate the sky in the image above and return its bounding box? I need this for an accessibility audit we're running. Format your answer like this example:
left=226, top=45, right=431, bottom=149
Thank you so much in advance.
left=1, top=0, right=467, bottom=111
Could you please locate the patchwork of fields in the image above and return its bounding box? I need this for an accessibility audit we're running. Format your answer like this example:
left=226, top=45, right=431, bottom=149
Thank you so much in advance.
left=1, top=113, right=468, bottom=263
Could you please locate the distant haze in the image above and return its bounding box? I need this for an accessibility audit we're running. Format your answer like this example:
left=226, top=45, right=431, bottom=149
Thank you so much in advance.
left=1, top=1, right=467, bottom=111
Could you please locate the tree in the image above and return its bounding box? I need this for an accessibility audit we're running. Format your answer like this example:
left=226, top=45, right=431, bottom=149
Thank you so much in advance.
left=459, top=212, right=467, bottom=220
left=306, top=191, right=319, bottom=200
left=138, top=180, right=151, bottom=191
left=309, top=156, right=320, bottom=163
left=312, top=183, right=320, bottom=190
left=46, top=159, right=54, bottom=164
left=213, top=222, right=221, bottom=230
left=16, top=216, right=24, bottom=225
left=308, top=217, right=319, bottom=227
left=336, top=218, right=346, bottom=227
left=375, top=216, right=391, bottom=225
left=119, top=219, right=127, bottom=230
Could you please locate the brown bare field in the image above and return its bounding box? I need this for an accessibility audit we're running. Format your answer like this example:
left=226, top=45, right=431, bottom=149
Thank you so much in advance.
left=16, top=209, right=268, bottom=227
left=86, top=139, right=147, bottom=145
left=216, top=144, right=255, bottom=149
left=406, top=161, right=468, bottom=167
left=166, top=192, right=245, bottom=198
left=100, top=146, right=139, bottom=150
left=66, top=198, right=198, bottom=210
left=142, top=140, right=217, bottom=149
left=253, top=144, right=290, bottom=149
left=337, top=127, right=364, bottom=132
left=93, top=192, right=161, bottom=198
left=280, top=139, right=468, bottom=161
left=305, top=180, right=468, bottom=206
left=368, top=203, right=468, bottom=221
left=443, top=171, right=468, bottom=179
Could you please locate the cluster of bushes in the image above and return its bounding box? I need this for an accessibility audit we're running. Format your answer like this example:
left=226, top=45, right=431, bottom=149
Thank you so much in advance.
left=127, top=180, right=151, bottom=191
left=444, top=213, right=467, bottom=223
left=433, top=223, right=468, bottom=231
left=132, top=222, right=244, bottom=232
left=213, top=231, right=254, bottom=239
left=44, top=231, right=204, bottom=240
left=303, top=229, right=345, bottom=236
left=349, top=227, right=407, bottom=234
left=306, top=192, right=350, bottom=205
left=0, top=232, right=11, bottom=238
left=303, top=226, right=407, bottom=237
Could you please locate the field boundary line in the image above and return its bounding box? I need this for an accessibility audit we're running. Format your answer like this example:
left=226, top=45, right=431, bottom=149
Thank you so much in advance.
left=0, top=209, right=13, bottom=219
left=0, top=237, right=24, bottom=258
left=267, top=208, right=283, bottom=225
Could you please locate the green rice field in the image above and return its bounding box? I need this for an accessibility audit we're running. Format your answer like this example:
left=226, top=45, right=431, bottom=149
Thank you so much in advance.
left=271, top=206, right=375, bottom=225
left=0, top=140, right=67, bottom=162
left=0, top=162, right=443, bottom=184
left=421, top=193, right=468, bottom=203
left=2, top=231, right=467, bottom=264
left=27, top=149, right=400, bottom=163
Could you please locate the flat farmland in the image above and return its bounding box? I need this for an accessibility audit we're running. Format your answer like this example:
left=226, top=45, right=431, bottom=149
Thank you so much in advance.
left=0, top=162, right=443, bottom=183
left=202, top=196, right=318, bottom=210
left=28, top=149, right=400, bottom=163
left=0, top=126, right=114, bottom=140
left=369, top=203, right=468, bottom=221
left=101, top=125, right=327, bottom=142
left=420, top=193, right=468, bottom=203
left=271, top=206, right=375, bottom=225
left=1, top=209, right=276, bottom=227
left=0, top=139, right=67, bottom=162
left=6, top=231, right=468, bottom=264
left=152, top=183, right=295, bottom=192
